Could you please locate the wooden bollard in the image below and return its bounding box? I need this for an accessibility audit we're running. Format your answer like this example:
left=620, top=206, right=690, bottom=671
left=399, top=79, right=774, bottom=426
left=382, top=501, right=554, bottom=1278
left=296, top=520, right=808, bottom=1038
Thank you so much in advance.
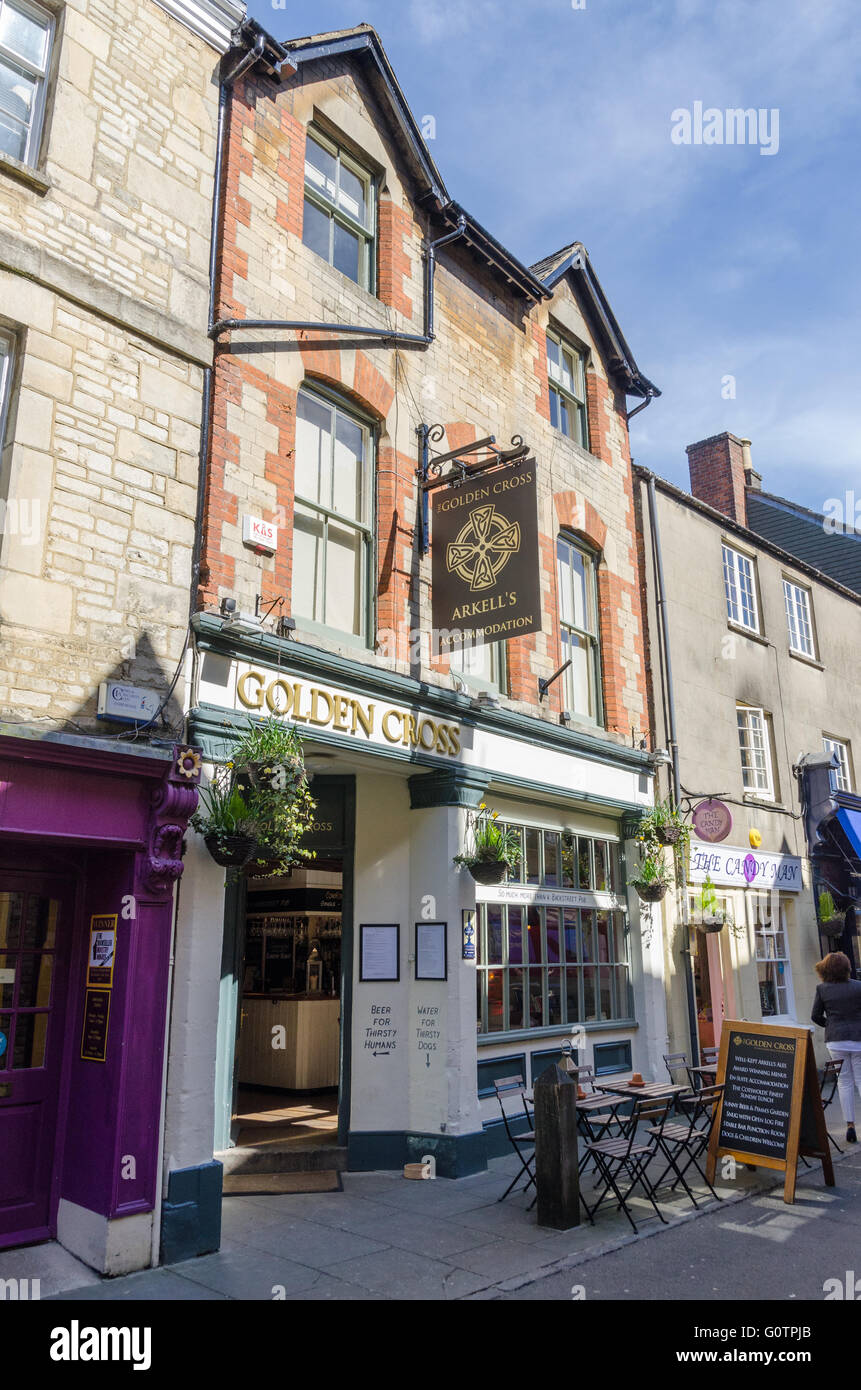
left=534, top=1062, right=581, bottom=1230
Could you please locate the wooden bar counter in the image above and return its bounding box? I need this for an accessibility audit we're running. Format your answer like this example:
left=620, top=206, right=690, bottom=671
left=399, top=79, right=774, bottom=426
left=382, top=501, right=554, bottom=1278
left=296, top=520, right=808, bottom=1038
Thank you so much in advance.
left=238, top=995, right=340, bottom=1090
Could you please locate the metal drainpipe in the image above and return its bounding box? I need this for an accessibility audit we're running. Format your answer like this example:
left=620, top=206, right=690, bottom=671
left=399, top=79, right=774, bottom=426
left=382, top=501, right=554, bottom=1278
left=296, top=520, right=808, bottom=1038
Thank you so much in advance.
left=643, top=469, right=700, bottom=1067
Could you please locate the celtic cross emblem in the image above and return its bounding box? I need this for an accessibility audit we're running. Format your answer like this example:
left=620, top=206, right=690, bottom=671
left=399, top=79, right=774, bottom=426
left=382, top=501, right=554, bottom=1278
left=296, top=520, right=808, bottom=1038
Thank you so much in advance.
left=446, top=503, right=521, bottom=592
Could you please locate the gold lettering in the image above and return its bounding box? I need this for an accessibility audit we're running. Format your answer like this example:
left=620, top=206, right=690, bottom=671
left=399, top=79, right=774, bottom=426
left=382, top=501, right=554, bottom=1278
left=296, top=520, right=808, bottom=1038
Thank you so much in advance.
left=448, top=726, right=461, bottom=755
left=352, top=700, right=375, bottom=738
left=292, top=682, right=308, bottom=722
left=381, top=709, right=403, bottom=742
left=309, top=688, right=334, bottom=727
left=418, top=718, right=437, bottom=751
left=405, top=713, right=419, bottom=747
left=435, top=725, right=451, bottom=755
left=332, top=695, right=351, bottom=733
left=237, top=670, right=264, bottom=710
left=264, top=677, right=293, bottom=714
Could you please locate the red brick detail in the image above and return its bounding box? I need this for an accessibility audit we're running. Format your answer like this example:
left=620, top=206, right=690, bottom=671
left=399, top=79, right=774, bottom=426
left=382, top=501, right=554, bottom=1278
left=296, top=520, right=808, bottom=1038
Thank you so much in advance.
left=377, top=200, right=414, bottom=320
left=443, top=422, right=478, bottom=454
left=554, top=490, right=608, bottom=552
left=376, top=444, right=417, bottom=664
left=353, top=351, right=395, bottom=420
left=296, top=330, right=342, bottom=392
left=687, top=433, right=747, bottom=524
left=532, top=322, right=551, bottom=422
left=585, top=369, right=616, bottom=468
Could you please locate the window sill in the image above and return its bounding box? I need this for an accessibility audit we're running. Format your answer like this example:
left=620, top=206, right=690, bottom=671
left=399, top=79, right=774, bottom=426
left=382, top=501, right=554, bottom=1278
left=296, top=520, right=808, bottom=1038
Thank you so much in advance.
left=0, top=152, right=51, bottom=195
left=478, top=1019, right=638, bottom=1046
left=727, top=621, right=770, bottom=648
left=742, top=794, right=788, bottom=812
left=788, top=647, right=823, bottom=671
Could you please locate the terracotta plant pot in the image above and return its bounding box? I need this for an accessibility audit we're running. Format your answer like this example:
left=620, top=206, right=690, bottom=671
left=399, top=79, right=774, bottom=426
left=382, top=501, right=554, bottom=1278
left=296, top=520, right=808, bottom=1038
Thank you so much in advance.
left=204, top=833, right=258, bottom=867
left=635, top=881, right=668, bottom=903
left=467, top=860, right=510, bottom=886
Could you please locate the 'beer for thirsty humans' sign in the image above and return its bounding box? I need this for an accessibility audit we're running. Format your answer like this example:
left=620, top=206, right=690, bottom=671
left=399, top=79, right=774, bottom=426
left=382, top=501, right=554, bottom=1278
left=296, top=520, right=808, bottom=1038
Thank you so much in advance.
left=431, top=459, right=542, bottom=652
left=706, top=1020, right=834, bottom=1203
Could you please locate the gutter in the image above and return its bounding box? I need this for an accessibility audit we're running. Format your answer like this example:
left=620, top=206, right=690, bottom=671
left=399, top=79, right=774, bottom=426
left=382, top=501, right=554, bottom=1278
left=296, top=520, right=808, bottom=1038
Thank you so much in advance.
left=639, top=467, right=700, bottom=1067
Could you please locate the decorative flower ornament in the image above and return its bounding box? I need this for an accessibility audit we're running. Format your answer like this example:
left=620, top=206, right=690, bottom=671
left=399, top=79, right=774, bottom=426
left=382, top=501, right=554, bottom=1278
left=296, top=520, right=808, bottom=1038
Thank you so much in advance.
left=176, top=747, right=202, bottom=781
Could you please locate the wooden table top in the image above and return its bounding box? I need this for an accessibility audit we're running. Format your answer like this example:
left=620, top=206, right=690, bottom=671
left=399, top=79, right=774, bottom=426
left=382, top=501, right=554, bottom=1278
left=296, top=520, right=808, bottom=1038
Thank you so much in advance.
left=596, top=1080, right=687, bottom=1100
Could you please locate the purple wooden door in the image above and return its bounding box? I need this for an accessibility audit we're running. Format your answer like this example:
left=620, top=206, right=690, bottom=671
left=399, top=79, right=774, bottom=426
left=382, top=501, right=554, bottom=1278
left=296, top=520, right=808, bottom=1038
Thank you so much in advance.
left=0, top=875, right=73, bottom=1247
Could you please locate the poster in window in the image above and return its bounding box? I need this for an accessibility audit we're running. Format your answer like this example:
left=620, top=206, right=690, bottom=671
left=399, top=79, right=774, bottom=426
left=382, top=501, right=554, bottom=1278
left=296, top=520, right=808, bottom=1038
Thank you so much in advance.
left=431, top=458, right=542, bottom=653
left=86, top=914, right=117, bottom=989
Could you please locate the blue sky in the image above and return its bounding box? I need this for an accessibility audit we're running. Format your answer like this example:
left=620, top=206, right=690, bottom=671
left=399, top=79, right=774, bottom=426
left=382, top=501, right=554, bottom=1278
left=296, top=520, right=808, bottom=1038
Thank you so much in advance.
left=247, top=0, right=860, bottom=511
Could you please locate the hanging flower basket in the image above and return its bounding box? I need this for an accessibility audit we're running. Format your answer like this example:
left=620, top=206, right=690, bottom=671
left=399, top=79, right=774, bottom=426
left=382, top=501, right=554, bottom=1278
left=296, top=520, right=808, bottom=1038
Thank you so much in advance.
left=204, top=832, right=258, bottom=867
left=701, top=913, right=726, bottom=933
left=655, top=825, right=683, bottom=846
left=466, top=859, right=510, bottom=886
left=821, top=915, right=846, bottom=938
left=635, top=881, right=668, bottom=903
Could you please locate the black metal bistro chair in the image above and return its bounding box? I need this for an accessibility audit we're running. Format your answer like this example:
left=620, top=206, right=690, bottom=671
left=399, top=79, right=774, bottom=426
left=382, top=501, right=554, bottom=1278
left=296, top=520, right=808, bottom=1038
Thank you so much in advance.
left=494, top=1076, right=536, bottom=1203
left=663, top=1051, right=696, bottom=1094
left=820, top=1059, right=844, bottom=1153
left=583, top=1096, right=674, bottom=1233
left=647, top=1083, right=725, bottom=1207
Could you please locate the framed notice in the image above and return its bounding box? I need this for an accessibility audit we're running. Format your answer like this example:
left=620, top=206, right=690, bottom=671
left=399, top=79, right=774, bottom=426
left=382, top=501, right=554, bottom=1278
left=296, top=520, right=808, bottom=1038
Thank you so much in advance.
left=86, top=914, right=117, bottom=989
left=415, top=921, right=447, bottom=980
left=360, top=924, right=400, bottom=982
left=706, top=1020, right=834, bottom=1203
left=80, top=989, right=111, bottom=1062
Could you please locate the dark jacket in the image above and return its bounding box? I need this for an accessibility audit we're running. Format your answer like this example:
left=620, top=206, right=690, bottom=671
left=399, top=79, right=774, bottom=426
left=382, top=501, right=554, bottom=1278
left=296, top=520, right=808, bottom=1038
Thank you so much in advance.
left=811, top=979, right=861, bottom=1044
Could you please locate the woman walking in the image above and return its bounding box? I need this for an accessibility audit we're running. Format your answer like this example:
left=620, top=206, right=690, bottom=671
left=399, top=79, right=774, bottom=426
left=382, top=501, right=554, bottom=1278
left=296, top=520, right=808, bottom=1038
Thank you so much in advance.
left=811, top=952, right=861, bottom=1143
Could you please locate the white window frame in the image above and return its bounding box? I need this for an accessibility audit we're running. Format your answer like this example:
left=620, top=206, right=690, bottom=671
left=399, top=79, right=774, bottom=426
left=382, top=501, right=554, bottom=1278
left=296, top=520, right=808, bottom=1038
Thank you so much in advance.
left=783, top=577, right=815, bottom=658
left=0, top=0, right=54, bottom=168
left=546, top=329, right=589, bottom=449
left=0, top=330, right=13, bottom=444
left=722, top=543, right=760, bottom=633
left=752, top=894, right=795, bottom=1024
left=302, top=126, right=376, bottom=292
left=737, top=703, right=774, bottom=799
left=292, top=384, right=374, bottom=647
left=556, top=533, right=602, bottom=724
left=823, top=736, right=852, bottom=793
left=448, top=637, right=507, bottom=696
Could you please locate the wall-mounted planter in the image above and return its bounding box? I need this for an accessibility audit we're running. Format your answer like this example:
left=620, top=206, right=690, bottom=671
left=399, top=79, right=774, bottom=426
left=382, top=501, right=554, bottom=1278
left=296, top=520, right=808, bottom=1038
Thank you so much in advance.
left=820, top=916, right=846, bottom=938
left=635, top=882, right=668, bottom=903
left=655, top=825, right=683, bottom=846
left=466, top=860, right=509, bottom=886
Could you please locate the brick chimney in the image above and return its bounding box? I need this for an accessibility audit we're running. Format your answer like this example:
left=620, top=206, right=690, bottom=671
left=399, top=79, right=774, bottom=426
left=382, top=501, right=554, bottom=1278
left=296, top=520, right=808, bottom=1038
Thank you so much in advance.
left=686, top=432, right=748, bottom=524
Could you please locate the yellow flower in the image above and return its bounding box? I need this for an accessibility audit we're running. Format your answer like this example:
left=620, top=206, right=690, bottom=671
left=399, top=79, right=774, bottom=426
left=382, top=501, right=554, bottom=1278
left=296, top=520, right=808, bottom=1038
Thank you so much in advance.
left=492, top=812, right=499, bottom=819
left=479, top=802, right=487, bottom=810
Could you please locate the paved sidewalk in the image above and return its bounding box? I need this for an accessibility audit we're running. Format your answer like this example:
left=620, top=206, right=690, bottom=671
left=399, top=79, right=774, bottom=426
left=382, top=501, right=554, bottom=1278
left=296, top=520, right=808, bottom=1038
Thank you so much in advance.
left=25, top=1124, right=856, bottom=1302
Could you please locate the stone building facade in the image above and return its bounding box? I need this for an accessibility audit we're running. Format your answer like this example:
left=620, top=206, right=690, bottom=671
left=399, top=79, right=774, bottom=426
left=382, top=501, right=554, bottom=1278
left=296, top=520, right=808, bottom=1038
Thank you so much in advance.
left=0, top=0, right=241, bottom=1272
left=173, top=20, right=665, bottom=1261
left=636, top=435, right=861, bottom=1073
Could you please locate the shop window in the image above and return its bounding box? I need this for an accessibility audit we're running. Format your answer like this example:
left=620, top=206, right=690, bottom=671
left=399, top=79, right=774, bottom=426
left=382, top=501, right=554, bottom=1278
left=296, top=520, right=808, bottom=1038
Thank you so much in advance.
left=303, top=127, right=376, bottom=291
left=824, top=735, right=852, bottom=793
left=476, top=825, right=629, bottom=1038
left=292, top=385, right=373, bottom=645
left=752, top=894, right=794, bottom=1021
left=0, top=0, right=53, bottom=167
left=737, top=703, right=775, bottom=799
left=477, top=1053, right=526, bottom=1098
left=722, top=543, right=760, bottom=634
left=556, top=533, right=602, bottom=723
left=0, top=329, right=12, bottom=441
left=546, top=329, right=588, bottom=448
left=783, top=578, right=815, bottom=659
left=530, top=1046, right=578, bottom=1084
left=593, top=1040, right=632, bottom=1076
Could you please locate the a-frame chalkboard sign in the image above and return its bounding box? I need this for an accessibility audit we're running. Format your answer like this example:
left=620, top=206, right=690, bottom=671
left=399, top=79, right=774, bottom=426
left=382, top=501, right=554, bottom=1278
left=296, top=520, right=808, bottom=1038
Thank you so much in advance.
left=705, top=1020, right=835, bottom=1204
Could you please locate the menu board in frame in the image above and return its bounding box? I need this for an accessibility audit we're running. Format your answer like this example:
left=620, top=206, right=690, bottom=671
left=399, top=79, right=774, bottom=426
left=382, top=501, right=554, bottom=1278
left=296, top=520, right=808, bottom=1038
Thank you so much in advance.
left=359, top=924, right=400, bottom=982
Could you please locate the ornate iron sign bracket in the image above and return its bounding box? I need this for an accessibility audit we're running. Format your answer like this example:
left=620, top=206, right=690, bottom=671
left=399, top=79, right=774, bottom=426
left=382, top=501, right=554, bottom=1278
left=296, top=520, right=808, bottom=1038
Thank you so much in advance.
left=415, top=423, right=530, bottom=554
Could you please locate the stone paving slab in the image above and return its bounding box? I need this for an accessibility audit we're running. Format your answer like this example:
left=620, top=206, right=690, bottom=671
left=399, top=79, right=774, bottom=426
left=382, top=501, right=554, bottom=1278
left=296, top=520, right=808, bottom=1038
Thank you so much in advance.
left=27, top=1126, right=859, bottom=1303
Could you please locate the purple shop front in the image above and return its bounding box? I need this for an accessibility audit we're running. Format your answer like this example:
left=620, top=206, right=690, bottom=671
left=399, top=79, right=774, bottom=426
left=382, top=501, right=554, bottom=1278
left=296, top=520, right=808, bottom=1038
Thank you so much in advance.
left=0, top=732, right=199, bottom=1266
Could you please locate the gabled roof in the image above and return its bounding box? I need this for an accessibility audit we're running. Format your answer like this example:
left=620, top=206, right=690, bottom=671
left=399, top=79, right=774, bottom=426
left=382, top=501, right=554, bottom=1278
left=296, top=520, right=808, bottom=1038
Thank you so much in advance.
left=278, top=25, right=548, bottom=304
left=746, top=490, right=861, bottom=598
left=530, top=242, right=659, bottom=402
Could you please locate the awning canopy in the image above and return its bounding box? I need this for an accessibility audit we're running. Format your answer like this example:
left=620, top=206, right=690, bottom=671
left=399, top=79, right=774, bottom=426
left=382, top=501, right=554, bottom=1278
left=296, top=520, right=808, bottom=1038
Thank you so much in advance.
left=837, top=809, right=861, bottom=861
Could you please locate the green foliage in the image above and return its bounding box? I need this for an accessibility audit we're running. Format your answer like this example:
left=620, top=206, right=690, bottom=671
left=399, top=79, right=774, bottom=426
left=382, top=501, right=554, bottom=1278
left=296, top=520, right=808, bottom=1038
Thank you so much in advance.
left=818, top=890, right=838, bottom=922
left=454, top=803, right=523, bottom=868
left=190, top=772, right=255, bottom=837
left=638, top=800, right=690, bottom=853
left=629, top=851, right=673, bottom=891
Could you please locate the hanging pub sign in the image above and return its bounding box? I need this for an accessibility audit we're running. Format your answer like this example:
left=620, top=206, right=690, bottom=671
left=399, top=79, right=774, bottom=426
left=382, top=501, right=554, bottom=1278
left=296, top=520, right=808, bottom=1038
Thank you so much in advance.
left=691, top=799, right=732, bottom=843
left=431, top=458, right=542, bottom=653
